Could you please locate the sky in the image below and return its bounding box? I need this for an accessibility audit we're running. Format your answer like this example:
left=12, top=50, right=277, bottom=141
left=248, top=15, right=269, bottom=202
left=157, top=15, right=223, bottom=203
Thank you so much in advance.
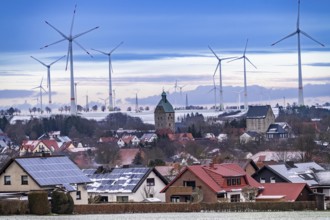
left=0, top=0, right=329, bottom=110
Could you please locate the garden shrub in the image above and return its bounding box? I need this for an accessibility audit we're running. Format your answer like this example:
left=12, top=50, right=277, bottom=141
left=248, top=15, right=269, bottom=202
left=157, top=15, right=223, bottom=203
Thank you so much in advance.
left=28, top=191, right=50, bottom=215
left=51, top=190, right=74, bottom=214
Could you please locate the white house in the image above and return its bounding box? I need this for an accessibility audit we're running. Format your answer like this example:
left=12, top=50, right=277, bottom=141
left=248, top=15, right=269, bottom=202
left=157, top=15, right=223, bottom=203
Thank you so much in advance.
left=83, top=167, right=168, bottom=202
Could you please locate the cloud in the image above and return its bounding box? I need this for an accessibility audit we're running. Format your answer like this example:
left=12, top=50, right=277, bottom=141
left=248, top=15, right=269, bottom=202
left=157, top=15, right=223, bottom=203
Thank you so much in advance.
left=0, top=90, right=36, bottom=99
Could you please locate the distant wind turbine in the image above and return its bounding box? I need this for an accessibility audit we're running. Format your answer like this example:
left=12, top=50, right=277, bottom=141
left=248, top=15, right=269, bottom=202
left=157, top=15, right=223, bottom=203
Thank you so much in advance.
left=271, top=0, right=324, bottom=106
left=208, top=45, right=236, bottom=111
left=31, top=55, right=65, bottom=104
left=32, top=77, right=47, bottom=114
left=207, top=74, right=218, bottom=111
left=228, top=39, right=257, bottom=110
left=40, top=4, right=99, bottom=115
left=99, top=97, right=109, bottom=110
left=233, top=90, right=244, bottom=110
left=92, top=41, right=123, bottom=111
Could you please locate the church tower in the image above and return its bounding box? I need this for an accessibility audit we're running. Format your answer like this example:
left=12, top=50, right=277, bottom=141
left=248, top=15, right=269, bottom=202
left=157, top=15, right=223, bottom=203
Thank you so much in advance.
left=154, top=91, right=175, bottom=133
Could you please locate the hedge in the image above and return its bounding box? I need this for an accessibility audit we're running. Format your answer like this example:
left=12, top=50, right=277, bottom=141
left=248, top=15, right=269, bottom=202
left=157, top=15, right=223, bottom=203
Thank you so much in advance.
left=0, top=200, right=29, bottom=215
left=74, top=201, right=317, bottom=214
left=28, top=191, right=50, bottom=215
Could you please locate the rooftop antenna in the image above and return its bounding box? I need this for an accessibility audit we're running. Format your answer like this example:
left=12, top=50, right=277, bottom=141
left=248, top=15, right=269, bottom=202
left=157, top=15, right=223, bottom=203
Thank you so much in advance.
left=228, top=39, right=257, bottom=111
left=271, top=0, right=324, bottom=106
left=40, top=4, right=99, bottom=115
left=30, top=55, right=65, bottom=104
left=208, top=45, right=236, bottom=111
left=32, top=77, right=47, bottom=114
left=92, top=41, right=123, bottom=111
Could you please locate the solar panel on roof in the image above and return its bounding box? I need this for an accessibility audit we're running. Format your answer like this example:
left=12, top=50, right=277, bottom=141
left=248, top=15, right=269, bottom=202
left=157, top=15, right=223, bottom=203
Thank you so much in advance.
left=15, top=157, right=91, bottom=186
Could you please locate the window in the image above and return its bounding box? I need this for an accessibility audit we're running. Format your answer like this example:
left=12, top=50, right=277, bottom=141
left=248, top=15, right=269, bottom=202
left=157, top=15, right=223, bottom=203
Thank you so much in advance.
left=147, top=178, right=155, bottom=186
left=21, top=175, right=28, bottom=185
left=184, top=181, right=196, bottom=189
left=232, top=178, right=237, bottom=185
left=270, top=177, right=276, bottom=183
left=230, top=194, right=241, bottom=202
left=227, top=178, right=241, bottom=186
left=76, top=191, right=81, bottom=200
left=100, top=196, right=108, bottom=203
left=227, top=178, right=231, bottom=186
left=117, top=196, right=129, bottom=203
left=170, top=196, right=180, bottom=203
left=260, top=177, right=266, bottom=183
left=4, top=176, right=11, bottom=185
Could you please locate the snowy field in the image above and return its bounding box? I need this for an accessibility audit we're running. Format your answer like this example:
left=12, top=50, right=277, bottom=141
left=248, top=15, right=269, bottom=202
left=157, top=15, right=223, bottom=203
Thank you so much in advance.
left=3, top=211, right=330, bottom=220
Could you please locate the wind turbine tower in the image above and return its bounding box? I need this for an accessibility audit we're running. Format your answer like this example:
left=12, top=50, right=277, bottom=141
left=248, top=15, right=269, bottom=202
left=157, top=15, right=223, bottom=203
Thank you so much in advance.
left=271, top=0, right=324, bottom=106
left=41, top=5, right=99, bottom=115
left=31, top=55, right=65, bottom=105
left=229, top=39, right=256, bottom=110
left=208, top=46, right=235, bottom=111
left=92, top=41, right=123, bottom=111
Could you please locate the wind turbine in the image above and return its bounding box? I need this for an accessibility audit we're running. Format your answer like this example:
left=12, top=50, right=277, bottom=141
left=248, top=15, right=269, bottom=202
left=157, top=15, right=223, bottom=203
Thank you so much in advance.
left=271, top=0, right=324, bottom=106
left=208, top=46, right=236, bottom=111
left=92, top=41, right=123, bottom=111
left=99, top=97, right=109, bottom=110
left=32, top=78, right=47, bottom=114
left=228, top=39, right=256, bottom=110
left=31, top=55, right=65, bottom=105
left=40, top=5, right=99, bottom=115
left=207, top=75, right=218, bottom=111
left=233, top=90, right=244, bottom=110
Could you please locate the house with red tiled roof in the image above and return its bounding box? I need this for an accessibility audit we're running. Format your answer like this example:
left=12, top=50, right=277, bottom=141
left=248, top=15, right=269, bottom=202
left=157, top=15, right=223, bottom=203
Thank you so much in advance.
left=256, top=183, right=314, bottom=202
left=20, top=140, right=60, bottom=156
left=161, top=163, right=263, bottom=203
left=168, top=133, right=194, bottom=145
left=98, top=137, right=118, bottom=144
left=117, top=135, right=140, bottom=148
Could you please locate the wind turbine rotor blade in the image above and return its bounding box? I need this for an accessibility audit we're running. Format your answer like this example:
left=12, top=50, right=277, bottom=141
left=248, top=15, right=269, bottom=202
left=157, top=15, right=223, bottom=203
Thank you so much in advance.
left=208, top=45, right=220, bottom=60
left=213, top=63, right=219, bottom=77
left=73, top=40, right=93, bottom=58
left=45, top=21, right=68, bottom=40
left=221, top=56, right=237, bottom=61
left=271, top=31, right=297, bottom=46
left=30, top=56, right=47, bottom=67
left=49, top=55, right=66, bottom=66
left=41, top=86, right=47, bottom=93
left=91, top=48, right=108, bottom=56
left=70, top=4, right=77, bottom=36
left=300, top=31, right=325, bottom=47
left=73, top=26, right=99, bottom=39
left=243, top=39, right=249, bottom=55
left=110, top=61, right=114, bottom=74
left=227, top=56, right=243, bottom=63
left=40, top=38, right=66, bottom=49
left=110, top=41, right=124, bottom=54
left=32, top=86, right=40, bottom=90
left=297, top=0, right=300, bottom=29
left=65, top=45, right=70, bottom=71
left=245, top=57, right=257, bottom=69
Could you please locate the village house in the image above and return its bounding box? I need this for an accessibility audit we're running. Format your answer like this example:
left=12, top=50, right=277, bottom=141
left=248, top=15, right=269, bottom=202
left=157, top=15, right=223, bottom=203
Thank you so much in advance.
left=252, top=161, right=330, bottom=199
left=117, top=135, right=140, bottom=148
left=139, top=133, right=158, bottom=147
left=239, top=131, right=262, bottom=144
left=246, top=105, right=275, bottom=133
left=161, top=163, right=263, bottom=203
left=168, top=133, right=195, bottom=145
left=20, top=139, right=60, bottom=156
left=83, top=167, right=168, bottom=203
left=266, top=122, right=292, bottom=140
left=0, top=155, right=91, bottom=204
left=249, top=150, right=305, bottom=168
left=256, top=183, right=314, bottom=202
